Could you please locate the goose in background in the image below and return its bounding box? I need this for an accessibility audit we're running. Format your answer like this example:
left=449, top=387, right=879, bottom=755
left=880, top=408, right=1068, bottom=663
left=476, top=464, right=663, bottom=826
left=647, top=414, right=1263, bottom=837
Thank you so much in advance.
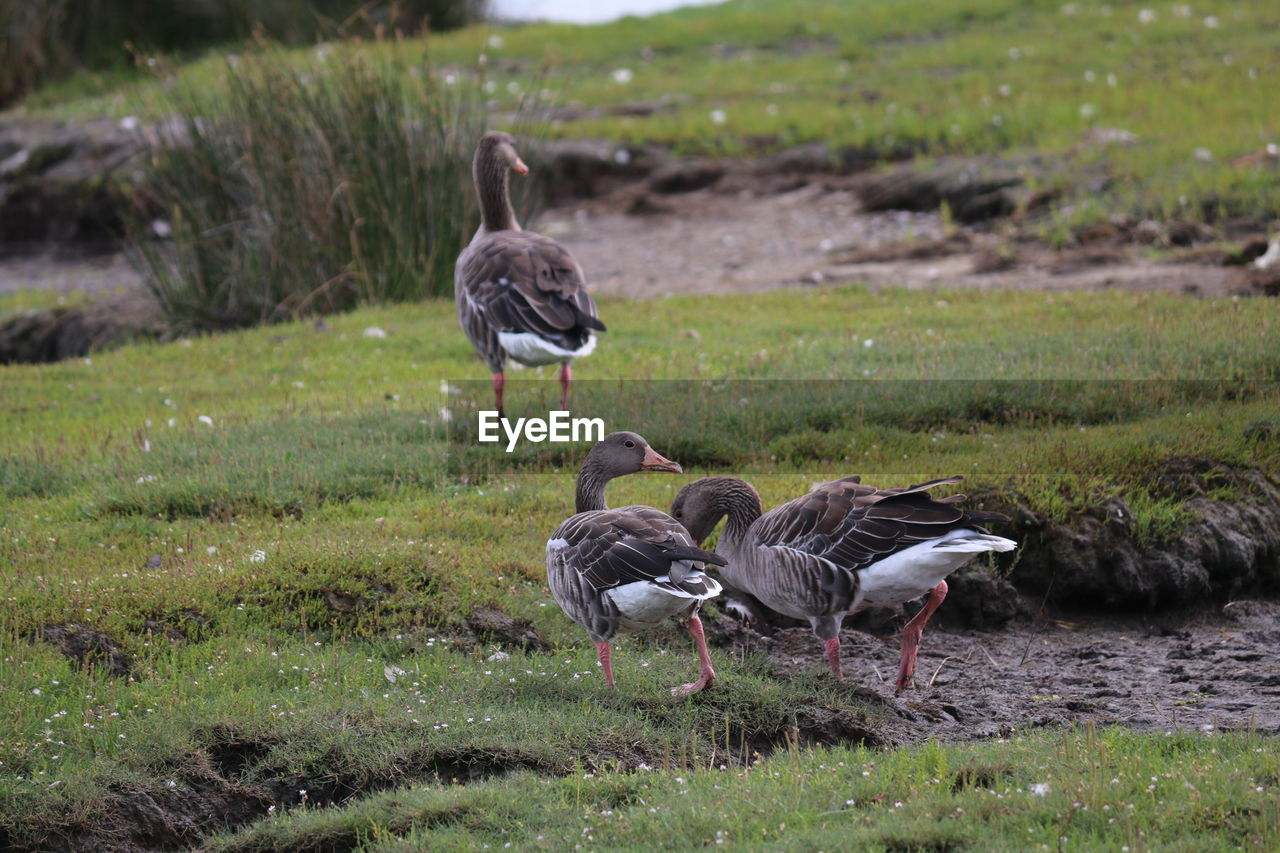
left=455, top=131, right=605, bottom=416
left=548, top=432, right=725, bottom=695
left=670, top=475, right=1015, bottom=694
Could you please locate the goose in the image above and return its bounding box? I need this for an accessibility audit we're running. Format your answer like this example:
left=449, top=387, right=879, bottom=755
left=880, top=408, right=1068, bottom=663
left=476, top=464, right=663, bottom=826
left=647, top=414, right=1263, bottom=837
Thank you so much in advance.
left=547, top=432, right=726, bottom=695
left=455, top=132, right=605, bottom=416
left=670, top=475, right=1015, bottom=694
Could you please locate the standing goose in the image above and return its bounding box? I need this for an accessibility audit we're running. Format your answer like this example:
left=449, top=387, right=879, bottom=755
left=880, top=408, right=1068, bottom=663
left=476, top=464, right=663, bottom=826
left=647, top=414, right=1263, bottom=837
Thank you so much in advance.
left=670, top=475, right=1015, bottom=695
left=455, top=131, right=605, bottom=415
left=548, top=432, right=726, bottom=695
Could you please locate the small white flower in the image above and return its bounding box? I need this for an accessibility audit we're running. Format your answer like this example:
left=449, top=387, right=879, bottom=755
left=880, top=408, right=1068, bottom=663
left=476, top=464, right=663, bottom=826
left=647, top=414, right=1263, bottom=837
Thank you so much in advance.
left=1031, top=782, right=1050, bottom=796
left=998, top=84, right=1012, bottom=96
left=136, top=475, right=158, bottom=484
left=709, top=109, right=727, bottom=125
left=197, top=415, right=214, bottom=426
left=1203, top=15, right=1218, bottom=28
left=119, top=116, right=140, bottom=132
left=30, top=688, right=41, bottom=695
left=1194, top=147, right=1213, bottom=161
left=487, top=34, right=504, bottom=49
left=444, top=72, right=458, bottom=86
left=1080, top=103, right=1096, bottom=118
left=611, top=68, right=633, bottom=84
left=1138, top=9, right=1156, bottom=24
left=206, top=546, right=217, bottom=555
left=363, top=326, right=387, bottom=339
left=248, top=549, right=267, bottom=563
left=151, top=220, right=172, bottom=238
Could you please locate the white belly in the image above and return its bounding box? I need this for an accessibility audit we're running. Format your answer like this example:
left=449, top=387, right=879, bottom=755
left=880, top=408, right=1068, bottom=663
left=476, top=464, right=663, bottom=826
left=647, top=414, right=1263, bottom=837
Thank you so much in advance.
left=606, top=581, right=698, bottom=632
left=499, top=331, right=596, bottom=366
left=856, top=530, right=1017, bottom=608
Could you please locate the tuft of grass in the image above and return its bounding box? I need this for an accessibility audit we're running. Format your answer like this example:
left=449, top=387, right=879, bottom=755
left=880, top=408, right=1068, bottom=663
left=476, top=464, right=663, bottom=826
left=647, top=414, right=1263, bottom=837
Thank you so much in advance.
left=130, top=39, right=543, bottom=332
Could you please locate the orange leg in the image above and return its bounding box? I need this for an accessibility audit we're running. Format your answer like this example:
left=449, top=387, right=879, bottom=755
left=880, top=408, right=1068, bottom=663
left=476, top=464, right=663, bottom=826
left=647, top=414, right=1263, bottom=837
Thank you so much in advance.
left=492, top=372, right=505, bottom=418
left=823, top=636, right=844, bottom=681
left=596, top=641, right=615, bottom=689
left=559, top=363, right=572, bottom=410
left=895, top=580, right=948, bottom=695
left=671, top=614, right=716, bottom=696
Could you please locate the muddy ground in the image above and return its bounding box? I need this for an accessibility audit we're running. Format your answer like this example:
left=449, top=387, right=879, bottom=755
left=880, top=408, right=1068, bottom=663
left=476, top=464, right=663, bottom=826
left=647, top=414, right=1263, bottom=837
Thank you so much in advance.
left=707, top=597, right=1280, bottom=746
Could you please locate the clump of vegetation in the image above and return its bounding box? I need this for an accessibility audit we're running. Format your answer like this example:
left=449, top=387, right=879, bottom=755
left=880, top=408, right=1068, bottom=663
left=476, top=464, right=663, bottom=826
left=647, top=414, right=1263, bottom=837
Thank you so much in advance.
left=131, top=42, right=540, bottom=332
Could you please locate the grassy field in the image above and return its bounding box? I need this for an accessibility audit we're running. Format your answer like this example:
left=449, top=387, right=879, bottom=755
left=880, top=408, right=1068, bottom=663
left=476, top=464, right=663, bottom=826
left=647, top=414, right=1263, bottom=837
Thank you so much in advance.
left=18, top=0, right=1280, bottom=225
left=3, top=0, right=1280, bottom=848
left=2, top=286, right=1278, bottom=847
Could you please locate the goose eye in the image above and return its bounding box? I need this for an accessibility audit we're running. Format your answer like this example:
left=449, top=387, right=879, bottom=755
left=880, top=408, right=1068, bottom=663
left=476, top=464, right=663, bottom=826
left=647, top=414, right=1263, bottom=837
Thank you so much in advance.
left=624, top=440, right=635, bottom=448
left=674, top=510, right=682, bottom=518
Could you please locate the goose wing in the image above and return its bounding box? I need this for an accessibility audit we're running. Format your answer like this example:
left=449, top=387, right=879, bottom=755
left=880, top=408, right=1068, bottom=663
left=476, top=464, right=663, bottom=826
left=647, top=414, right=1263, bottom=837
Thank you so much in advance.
left=751, top=476, right=973, bottom=571
left=459, top=231, right=605, bottom=350
left=551, top=506, right=725, bottom=592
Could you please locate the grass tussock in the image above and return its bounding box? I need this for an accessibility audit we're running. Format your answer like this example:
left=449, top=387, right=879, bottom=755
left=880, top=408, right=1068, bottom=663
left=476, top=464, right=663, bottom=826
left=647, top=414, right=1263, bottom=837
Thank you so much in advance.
left=132, top=41, right=542, bottom=332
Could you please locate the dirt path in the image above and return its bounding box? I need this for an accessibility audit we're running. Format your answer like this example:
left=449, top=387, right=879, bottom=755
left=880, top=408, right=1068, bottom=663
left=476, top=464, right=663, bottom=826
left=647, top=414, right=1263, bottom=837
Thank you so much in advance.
left=732, top=599, right=1280, bottom=744
left=541, top=183, right=1246, bottom=300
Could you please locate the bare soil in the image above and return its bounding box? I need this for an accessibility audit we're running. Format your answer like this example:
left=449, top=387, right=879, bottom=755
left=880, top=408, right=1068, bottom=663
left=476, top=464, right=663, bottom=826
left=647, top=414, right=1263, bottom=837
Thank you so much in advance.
left=538, top=173, right=1260, bottom=300
left=717, top=598, right=1280, bottom=744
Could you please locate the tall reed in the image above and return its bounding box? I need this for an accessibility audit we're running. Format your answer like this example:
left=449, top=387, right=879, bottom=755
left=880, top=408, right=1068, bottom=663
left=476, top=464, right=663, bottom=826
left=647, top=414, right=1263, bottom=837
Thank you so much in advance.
left=132, top=41, right=543, bottom=332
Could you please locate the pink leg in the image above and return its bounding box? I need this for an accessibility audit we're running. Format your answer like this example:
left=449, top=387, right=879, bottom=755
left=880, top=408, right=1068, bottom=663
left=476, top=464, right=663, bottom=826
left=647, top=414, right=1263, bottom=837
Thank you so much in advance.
left=895, top=580, right=948, bottom=695
left=671, top=614, right=716, bottom=696
left=823, top=636, right=844, bottom=681
left=559, top=363, right=572, bottom=410
left=492, top=372, right=505, bottom=418
left=596, top=641, right=615, bottom=689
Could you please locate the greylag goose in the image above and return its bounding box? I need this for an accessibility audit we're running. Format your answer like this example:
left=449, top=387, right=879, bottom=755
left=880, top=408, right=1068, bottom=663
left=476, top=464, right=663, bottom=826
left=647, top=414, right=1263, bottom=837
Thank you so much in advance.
left=670, top=475, right=1015, bottom=694
left=455, top=131, right=605, bottom=415
left=547, top=432, right=726, bottom=695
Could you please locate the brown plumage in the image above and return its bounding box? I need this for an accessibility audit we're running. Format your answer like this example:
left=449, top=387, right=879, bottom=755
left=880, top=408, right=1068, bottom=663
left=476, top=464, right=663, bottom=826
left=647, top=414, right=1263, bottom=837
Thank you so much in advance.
left=455, top=132, right=604, bottom=415
left=671, top=475, right=1016, bottom=694
left=547, top=432, right=724, bottom=695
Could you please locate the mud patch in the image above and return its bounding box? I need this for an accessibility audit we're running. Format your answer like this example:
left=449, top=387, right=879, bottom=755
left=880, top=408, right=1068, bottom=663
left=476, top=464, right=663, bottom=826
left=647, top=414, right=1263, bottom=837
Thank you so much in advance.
left=0, top=289, right=163, bottom=364
left=40, top=622, right=131, bottom=678
left=466, top=606, right=548, bottom=652
left=713, top=598, right=1280, bottom=744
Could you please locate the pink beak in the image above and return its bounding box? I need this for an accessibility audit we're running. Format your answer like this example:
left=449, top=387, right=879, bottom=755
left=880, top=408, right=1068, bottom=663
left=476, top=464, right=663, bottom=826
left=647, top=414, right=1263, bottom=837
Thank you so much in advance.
left=512, top=157, right=529, bottom=176
left=641, top=446, right=682, bottom=473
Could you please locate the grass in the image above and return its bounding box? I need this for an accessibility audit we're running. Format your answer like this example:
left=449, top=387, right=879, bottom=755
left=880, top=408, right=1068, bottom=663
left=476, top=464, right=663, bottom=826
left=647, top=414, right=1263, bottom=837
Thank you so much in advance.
left=3, top=1, right=1280, bottom=844
left=209, top=726, right=1280, bottom=851
left=17, top=0, right=1280, bottom=224
left=1, top=285, right=1278, bottom=846
left=129, top=41, right=549, bottom=331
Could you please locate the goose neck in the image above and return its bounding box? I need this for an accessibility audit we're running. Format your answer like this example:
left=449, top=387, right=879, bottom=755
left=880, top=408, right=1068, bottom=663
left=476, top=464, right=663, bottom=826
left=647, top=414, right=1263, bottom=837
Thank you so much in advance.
left=574, top=457, right=612, bottom=514
left=475, top=150, right=518, bottom=233
left=718, top=481, right=763, bottom=551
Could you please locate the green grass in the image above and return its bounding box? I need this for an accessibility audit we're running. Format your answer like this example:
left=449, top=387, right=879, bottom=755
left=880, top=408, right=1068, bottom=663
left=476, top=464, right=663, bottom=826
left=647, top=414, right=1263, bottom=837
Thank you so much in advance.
left=18, top=0, right=1280, bottom=222
left=1, top=285, right=1278, bottom=847
left=209, top=726, right=1280, bottom=851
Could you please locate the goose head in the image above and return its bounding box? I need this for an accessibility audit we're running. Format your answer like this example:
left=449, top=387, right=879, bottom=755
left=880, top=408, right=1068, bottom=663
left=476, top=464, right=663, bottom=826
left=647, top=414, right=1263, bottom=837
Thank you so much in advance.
left=587, top=431, right=682, bottom=477
left=670, top=476, right=760, bottom=546
left=477, top=130, right=528, bottom=176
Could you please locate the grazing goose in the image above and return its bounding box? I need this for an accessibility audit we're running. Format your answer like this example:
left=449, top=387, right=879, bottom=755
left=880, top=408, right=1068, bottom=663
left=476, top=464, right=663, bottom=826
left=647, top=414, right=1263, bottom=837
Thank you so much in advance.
left=547, top=432, right=726, bottom=695
left=670, top=475, right=1015, bottom=694
left=455, top=131, right=605, bottom=415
